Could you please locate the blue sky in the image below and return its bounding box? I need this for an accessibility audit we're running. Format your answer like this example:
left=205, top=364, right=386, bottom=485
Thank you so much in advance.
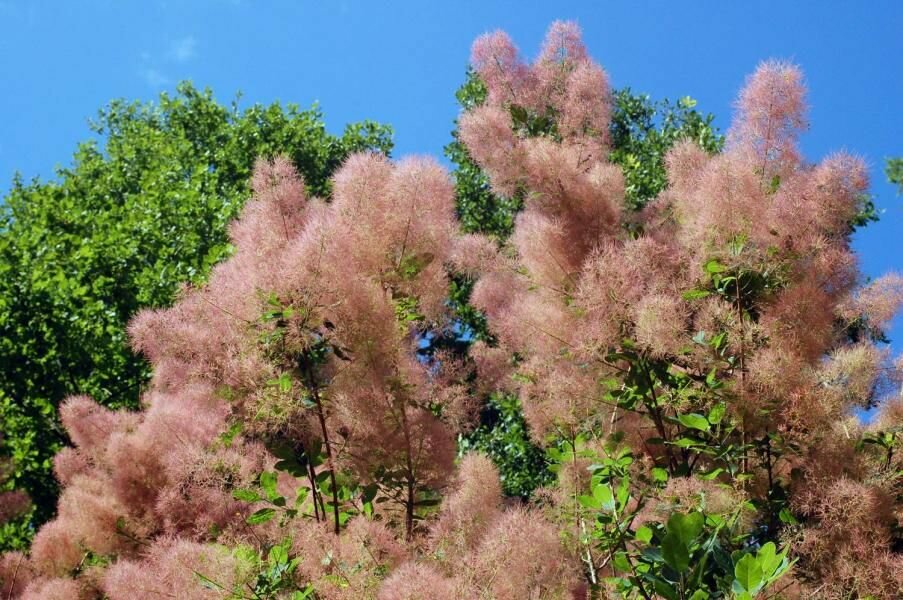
left=1, top=0, right=901, bottom=340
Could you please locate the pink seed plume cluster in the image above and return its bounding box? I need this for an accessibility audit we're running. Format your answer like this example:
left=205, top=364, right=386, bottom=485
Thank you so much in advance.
left=0, top=151, right=481, bottom=598
left=380, top=454, right=582, bottom=599
left=458, top=22, right=902, bottom=599
left=0, top=435, right=30, bottom=526
left=0, top=20, right=900, bottom=600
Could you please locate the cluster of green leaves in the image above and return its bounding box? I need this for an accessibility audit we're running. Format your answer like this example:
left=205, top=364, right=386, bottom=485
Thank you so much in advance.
left=858, top=427, right=901, bottom=470
left=553, top=442, right=793, bottom=600
left=0, top=82, right=392, bottom=548
left=566, top=253, right=808, bottom=597
left=196, top=540, right=315, bottom=600
left=226, top=451, right=397, bottom=600
left=457, top=393, right=553, bottom=498
left=887, top=157, right=903, bottom=194
left=233, top=461, right=379, bottom=532
left=613, top=509, right=793, bottom=600
left=445, top=73, right=725, bottom=242
left=597, top=342, right=761, bottom=503
left=609, top=90, right=723, bottom=210
left=602, top=254, right=802, bottom=535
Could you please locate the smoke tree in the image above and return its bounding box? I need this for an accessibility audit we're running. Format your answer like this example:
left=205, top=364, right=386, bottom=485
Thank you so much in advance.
left=0, top=148, right=476, bottom=598
left=448, top=68, right=725, bottom=500
left=0, top=20, right=900, bottom=600
left=454, top=22, right=902, bottom=599
left=0, top=84, right=392, bottom=549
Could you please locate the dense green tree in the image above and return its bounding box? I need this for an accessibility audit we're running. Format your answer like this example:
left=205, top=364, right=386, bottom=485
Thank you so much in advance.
left=888, top=157, right=903, bottom=193
left=445, top=71, right=725, bottom=497
left=0, top=83, right=391, bottom=548
left=608, top=88, right=723, bottom=209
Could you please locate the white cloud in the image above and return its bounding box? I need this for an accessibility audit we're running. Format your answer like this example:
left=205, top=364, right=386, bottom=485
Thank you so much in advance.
left=142, top=68, right=171, bottom=87
left=167, top=36, right=197, bottom=63
left=138, top=35, right=198, bottom=88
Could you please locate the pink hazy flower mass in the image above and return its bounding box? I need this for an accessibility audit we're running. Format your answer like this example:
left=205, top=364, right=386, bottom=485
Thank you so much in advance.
left=1, top=19, right=900, bottom=600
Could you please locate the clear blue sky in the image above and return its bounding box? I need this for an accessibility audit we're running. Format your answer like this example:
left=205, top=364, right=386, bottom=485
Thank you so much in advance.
left=1, top=0, right=901, bottom=340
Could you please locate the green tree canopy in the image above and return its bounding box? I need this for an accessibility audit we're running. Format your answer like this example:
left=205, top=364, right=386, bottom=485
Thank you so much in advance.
left=888, top=157, right=903, bottom=193
left=0, top=82, right=392, bottom=548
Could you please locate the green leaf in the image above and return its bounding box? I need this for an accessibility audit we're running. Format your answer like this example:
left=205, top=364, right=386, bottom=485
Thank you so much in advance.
left=710, top=331, right=727, bottom=351
left=667, top=511, right=704, bottom=547
left=733, top=553, right=764, bottom=594
left=274, top=458, right=306, bottom=477
left=267, top=372, right=293, bottom=393
left=509, top=104, right=529, bottom=126
left=246, top=508, right=276, bottom=525
left=704, top=259, right=728, bottom=274
left=705, top=368, right=719, bottom=388
left=635, top=525, right=653, bottom=543
left=415, top=497, right=442, bottom=507
left=612, top=551, right=631, bottom=572
left=661, top=532, right=691, bottom=572
left=232, top=488, right=261, bottom=503
left=219, top=420, right=243, bottom=447
left=699, top=467, right=724, bottom=481
left=292, top=584, right=316, bottom=599
left=768, top=174, right=781, bottom=194
left=678, top=413, right=710, bottom=432
left=360, top=483, right=378, bottom=504
left=651, top=467, right=669, bottom=483
left=689, top=591, right=709, bottom=600
left=615, top=478, right=630, bottom=509
left=671, top=436, right=703, bottom=449
left=661, top=512, right=705, bottom=574
left=578, top=494, right=601, bottom=510
left=593, top=483, right=615, bottom=511
left=778, top=507, right=798, bottom=525
left=683, top=289, right=711, bottom=301
left=707, top=403, right=726, bottom=425
left=757, top=542, right=781, bottom=578
left=653, top=579, right=680, bottom=600
left=260, top=471, right=278, bottom=501
left=268, top=543, right=289, bottom=565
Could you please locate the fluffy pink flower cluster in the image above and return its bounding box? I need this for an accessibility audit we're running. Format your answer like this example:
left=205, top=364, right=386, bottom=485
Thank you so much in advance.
left=459, top=22, right=902, bottom=598
left=0, top=435, right=30, bottom=525
left=380, top=454, right=582, bottom=599
left=0, top=151, right=481, bottom=597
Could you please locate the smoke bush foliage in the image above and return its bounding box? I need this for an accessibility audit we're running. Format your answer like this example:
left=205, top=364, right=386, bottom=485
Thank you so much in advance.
left=447, top=60, right=725, bottom=500
left=0, top=83, right=392, bottom=549
left=1, top=21, right=901, bottom=600
left=458, top=22, right=901, bottom=599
